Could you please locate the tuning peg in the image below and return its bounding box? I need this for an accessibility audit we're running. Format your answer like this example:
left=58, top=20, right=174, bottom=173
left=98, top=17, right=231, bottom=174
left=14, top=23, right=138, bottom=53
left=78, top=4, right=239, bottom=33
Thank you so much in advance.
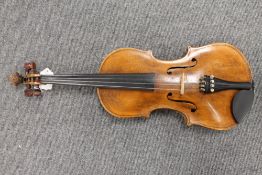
left=24, top=89, right=41, bottom=97
left=9, top=62, right=42, bottom=97
left=24, top=62, right=36, bottom=71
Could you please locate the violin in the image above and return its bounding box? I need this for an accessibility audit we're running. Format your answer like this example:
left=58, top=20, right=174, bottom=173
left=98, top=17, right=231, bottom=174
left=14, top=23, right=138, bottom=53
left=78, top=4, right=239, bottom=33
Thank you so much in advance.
left=9, top=43, right=254, bottom=130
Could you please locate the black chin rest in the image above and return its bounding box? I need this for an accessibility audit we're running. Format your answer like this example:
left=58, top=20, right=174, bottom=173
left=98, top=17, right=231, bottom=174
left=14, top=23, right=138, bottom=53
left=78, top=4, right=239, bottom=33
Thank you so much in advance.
left=232, top=90, right=254, bottom=123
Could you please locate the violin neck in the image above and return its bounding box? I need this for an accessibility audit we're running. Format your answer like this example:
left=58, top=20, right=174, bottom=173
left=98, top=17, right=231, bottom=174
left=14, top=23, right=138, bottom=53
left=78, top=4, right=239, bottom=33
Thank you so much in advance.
left=41, top=73, right=156, bottom=90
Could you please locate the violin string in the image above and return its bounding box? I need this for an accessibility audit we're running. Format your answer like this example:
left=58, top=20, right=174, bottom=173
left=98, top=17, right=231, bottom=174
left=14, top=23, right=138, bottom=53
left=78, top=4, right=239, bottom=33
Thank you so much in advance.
left=42, top=73, right=153, bottom=77
left=40, top=74, right=200, bottom=86
left=41, top=81, right=182, bottom=91
left=41, top=75, right=156, bottom=82
left=41, top=75, right=199, bottom=89
left=40, top=78, right=182, bottom=86
left=41, top=80, right=198, bottom=90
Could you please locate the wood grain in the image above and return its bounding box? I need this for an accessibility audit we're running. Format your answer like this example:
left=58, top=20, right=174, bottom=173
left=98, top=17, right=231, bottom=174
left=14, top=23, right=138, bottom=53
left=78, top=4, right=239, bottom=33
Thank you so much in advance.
left=97, top=43, right=252, bottom=130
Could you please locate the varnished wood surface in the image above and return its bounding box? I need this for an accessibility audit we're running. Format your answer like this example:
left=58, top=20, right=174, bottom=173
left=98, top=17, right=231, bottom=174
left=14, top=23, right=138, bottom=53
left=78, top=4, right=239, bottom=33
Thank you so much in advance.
left=97, top=43, right=252, bottom=130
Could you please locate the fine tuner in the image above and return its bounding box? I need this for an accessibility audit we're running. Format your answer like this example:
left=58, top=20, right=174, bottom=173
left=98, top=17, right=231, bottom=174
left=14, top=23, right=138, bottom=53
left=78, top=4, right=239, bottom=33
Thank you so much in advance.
left=9, top=43, right=254, bottom=130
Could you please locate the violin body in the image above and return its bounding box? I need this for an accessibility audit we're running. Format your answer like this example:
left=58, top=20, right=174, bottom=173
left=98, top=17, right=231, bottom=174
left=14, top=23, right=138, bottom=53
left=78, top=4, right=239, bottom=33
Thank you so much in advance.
left=98, top=43, right=253, bottom=130
left=9, top=43, right=254, bottom=130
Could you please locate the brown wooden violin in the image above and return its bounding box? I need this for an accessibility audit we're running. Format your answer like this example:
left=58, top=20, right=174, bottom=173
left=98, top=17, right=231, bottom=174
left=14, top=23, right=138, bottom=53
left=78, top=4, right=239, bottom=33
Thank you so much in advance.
left=9, top=43, right=254, bottom=130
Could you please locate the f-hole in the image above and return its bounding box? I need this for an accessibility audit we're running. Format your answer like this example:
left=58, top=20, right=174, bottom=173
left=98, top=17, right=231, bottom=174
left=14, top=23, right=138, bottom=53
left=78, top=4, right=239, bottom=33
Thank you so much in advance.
left=167, top=58, right=197, bottom=74
left=167, top=92, right=197, bottom=112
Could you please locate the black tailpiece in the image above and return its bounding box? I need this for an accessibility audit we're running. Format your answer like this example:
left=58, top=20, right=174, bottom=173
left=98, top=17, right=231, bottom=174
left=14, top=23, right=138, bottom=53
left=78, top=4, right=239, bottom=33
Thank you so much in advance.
left=199, top=75, right=253, bottom=93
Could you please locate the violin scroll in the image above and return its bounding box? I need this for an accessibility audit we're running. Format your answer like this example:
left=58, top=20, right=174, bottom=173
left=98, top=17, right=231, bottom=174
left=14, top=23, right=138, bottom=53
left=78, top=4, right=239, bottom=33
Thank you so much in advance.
left=9, top=72, right=23, bottom=86
left=9, top=62, right=42, bottom=96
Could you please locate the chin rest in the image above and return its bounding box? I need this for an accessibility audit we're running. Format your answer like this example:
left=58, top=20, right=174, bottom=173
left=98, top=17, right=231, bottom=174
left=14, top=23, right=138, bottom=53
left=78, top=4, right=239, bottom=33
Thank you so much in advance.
left=232, top=90, right=254, bottom=123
